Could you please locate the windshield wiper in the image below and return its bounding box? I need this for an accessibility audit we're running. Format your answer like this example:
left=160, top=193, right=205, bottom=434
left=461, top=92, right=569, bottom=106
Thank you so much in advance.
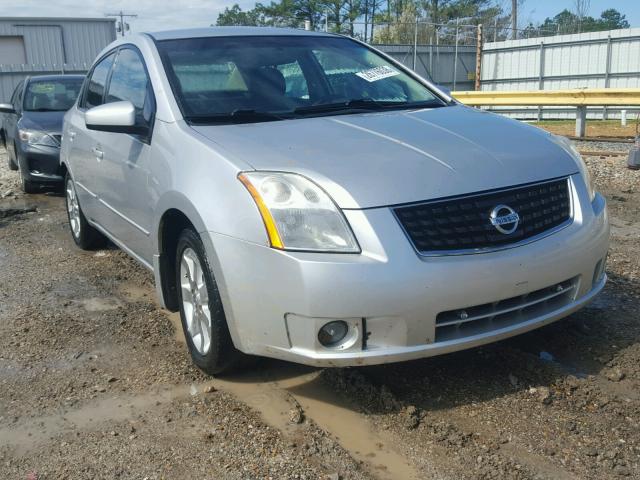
left=186, top=109, right=289, bottom=124
left=27, top=108, right=63, bottom=112
left=293, top=99, right=444, bottom=116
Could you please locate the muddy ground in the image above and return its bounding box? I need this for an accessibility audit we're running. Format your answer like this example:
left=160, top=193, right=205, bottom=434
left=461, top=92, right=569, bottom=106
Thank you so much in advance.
left=0, top=143, right=639, bottom=480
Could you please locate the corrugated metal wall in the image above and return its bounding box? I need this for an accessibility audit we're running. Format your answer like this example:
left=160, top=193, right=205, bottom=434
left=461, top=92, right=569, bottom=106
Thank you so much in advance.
left=0, top=17, right=116, bottom=101
left=481, top=28, right=640, bottom=119
left=376, top=44, right=477, bottom=91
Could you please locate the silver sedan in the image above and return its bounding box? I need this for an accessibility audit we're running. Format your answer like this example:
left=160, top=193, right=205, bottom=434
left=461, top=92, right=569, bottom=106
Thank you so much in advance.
left=60, top=27, right=609, bottom=374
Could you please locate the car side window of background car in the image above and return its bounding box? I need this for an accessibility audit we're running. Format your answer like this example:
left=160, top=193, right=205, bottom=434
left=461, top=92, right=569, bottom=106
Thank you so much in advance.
left=106, top=48, right=154, bottom=126
left=84, top=53, right=116, bottom=109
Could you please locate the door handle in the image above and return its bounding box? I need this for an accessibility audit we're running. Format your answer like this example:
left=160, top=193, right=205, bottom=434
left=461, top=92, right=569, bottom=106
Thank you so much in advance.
left=92, top=146, right=104, bottom=160
left=68, top=131, right=76, bottom=141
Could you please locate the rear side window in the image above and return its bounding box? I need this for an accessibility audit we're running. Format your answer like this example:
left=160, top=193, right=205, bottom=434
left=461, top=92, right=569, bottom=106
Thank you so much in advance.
left=85, top=53, right=115, bottom=109
left=106, top=48, right=154, bottom=125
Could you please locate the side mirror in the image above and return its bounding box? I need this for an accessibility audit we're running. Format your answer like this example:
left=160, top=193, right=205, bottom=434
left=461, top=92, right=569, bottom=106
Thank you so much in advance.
left=0, top=103, right=16, bottom=114
left=85, top=101, right=146, bottom=134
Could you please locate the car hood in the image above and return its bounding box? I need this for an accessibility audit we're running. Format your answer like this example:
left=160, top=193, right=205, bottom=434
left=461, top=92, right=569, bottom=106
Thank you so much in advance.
left=192, top=105, right=579, bottom=209
left=19, top=111, right=65, bottom=134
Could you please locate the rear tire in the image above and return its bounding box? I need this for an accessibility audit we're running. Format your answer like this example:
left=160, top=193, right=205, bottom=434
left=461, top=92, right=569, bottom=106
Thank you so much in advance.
left=175, top=228, right=240, bottom=375
left=65, top=173, right=105, bottom=250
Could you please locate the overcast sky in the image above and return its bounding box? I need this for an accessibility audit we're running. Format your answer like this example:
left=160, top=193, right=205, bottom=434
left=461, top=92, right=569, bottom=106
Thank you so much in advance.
left=0, top=0, right=637, bottom=33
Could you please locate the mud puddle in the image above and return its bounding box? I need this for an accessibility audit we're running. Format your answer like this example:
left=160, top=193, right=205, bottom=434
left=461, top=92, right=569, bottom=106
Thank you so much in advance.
left=211, top=363, right=423, bottom=480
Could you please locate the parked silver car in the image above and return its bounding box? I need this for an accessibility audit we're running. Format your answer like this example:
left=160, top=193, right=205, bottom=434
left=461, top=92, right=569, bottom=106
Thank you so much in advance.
left=61, top=27, right=609, bottom=374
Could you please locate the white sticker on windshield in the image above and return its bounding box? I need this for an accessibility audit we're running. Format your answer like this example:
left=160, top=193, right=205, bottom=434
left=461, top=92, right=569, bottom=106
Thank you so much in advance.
left=355, top=65, right=400, bottom=82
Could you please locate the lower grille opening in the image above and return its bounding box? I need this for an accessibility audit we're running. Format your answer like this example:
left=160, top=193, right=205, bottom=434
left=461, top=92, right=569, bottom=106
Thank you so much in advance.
left=434, top=277, right=579, bottom=343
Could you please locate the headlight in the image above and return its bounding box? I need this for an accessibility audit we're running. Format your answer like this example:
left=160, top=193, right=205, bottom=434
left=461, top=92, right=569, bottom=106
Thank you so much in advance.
left=238, top=172, right=360, bottom=253
left=555, top=135, right=595, bottom=202
left=18, top=129, right=59, bottom=148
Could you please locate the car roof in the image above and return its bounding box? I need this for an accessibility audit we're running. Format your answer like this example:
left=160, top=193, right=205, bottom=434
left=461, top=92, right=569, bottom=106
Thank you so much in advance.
left=148, top=26, right=338, bottom=41
left=28, top=74, right=85, bottom=82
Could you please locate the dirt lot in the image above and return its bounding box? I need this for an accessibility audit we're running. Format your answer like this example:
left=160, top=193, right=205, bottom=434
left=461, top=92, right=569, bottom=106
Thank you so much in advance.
left=0, top=143, right=639, bottom=480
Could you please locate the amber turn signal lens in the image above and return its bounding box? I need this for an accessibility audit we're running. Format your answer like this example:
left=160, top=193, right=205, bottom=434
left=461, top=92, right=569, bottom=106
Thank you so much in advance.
left=238, top=173, right=284, bottom=249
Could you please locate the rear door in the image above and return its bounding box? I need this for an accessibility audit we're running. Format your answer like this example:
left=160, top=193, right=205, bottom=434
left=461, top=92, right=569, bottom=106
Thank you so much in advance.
left=94, top=46, right=156, bottom=263
left=66, top=52, right=116, bottom=220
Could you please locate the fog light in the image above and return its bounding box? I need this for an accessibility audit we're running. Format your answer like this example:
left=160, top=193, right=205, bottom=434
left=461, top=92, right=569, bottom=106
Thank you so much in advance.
left=593, top=256, right=607, bottom=285
left=318, top=321, right=348, bottom=347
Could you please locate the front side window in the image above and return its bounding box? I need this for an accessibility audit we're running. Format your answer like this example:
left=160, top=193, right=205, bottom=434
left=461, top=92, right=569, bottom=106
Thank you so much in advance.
left=106, top=48, right=154, bottom=125
left=107, top=49, right=148, bottom=110
left=23, top=78, right=83, bottom=112
left=157, top=35, right=446, bottom=123
left=85, top=53, right=116, bottom=109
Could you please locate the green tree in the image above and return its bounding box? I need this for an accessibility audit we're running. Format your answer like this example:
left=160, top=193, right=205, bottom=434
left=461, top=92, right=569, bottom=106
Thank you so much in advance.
left=598, top=8, right=630, bottom=30
left=530, top=7, right=630, bottom=37
left=216, top=4, right=265, bottom=26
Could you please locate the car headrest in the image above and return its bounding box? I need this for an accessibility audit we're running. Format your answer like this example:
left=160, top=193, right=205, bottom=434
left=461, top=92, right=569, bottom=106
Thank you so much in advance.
left=249, top=67, right=286, bottom=96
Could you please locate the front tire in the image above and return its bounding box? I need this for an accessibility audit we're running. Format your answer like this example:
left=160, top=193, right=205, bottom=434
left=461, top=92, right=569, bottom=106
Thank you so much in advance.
left=21, top=175, right=38, bottom=193
left=176, top=228, right=240, bottom=375
left=65, top=173, right=105, bottom=249
left=6, top=139, right=18, bottom=171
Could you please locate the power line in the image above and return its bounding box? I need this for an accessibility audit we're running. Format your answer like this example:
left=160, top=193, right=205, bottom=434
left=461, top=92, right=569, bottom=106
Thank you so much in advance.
left=105, top=10, right=138, bottom=37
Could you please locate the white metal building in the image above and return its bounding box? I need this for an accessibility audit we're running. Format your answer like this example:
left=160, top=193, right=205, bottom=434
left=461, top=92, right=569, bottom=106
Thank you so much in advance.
left=480, top=27, right=640, bottom=119
left=0, top=17, right=117, bottom=101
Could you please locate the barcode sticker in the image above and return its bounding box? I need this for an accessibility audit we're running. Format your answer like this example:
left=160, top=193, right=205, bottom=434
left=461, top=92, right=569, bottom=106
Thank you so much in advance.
left=355, top=66, right=400, bottom=82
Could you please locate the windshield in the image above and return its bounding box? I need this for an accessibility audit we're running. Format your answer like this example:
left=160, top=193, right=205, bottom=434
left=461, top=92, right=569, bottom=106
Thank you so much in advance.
left=157, top=35, right=447, bottom=123
left=23, top=78, right=83, bottom=112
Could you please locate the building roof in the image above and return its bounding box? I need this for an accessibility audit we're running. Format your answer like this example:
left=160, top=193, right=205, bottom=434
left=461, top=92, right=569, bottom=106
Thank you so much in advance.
left=0, top=17, right=116, bottom=23
left=148, top=26, right=336, bottom=41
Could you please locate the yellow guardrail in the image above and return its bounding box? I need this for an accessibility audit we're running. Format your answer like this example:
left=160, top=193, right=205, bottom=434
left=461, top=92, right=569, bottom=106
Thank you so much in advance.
left=451, top=88, right=640, bottom=106
left=451, top=88, right=640, bottom=137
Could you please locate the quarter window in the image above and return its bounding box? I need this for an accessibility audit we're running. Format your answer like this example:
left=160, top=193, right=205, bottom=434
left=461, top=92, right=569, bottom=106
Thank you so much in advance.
left=85, top=53, right=116, bottom=109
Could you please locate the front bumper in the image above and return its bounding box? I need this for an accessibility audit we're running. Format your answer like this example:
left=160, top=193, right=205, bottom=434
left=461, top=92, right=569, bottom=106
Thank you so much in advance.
left=16, top=142, right=63, bottom=183
left=206, top=174, right=609, bottom=367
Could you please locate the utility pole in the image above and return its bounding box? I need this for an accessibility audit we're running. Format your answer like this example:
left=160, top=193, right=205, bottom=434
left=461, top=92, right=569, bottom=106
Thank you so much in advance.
left=105, top=10, right=138, bottom=37
left=475, top=24, right=483, bottom=91
left=511, top=0, right=517, bottom=40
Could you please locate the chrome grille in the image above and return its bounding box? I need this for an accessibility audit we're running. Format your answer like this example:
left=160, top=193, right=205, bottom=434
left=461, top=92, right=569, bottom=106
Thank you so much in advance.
left=434, top=277, right=579, bottom=342
left=394, top=178, right=572, bottom=255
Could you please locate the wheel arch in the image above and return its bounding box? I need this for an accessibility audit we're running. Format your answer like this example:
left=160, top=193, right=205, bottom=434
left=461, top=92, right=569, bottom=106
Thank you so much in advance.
left=153, top=190, right=252, bottom=352
left=156, top=207, right=196, bottom=312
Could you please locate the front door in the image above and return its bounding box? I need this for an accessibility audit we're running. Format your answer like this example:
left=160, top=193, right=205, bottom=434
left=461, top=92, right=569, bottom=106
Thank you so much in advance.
left=90, top=47, right=156, bottom=263
left=67, top=52, right=116, bottom=220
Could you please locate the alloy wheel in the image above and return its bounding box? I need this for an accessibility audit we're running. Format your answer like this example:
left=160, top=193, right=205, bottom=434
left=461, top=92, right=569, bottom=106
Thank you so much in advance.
left=66, top=178, right=81, bottom=239
left=180, top=247, right=212, bottom=355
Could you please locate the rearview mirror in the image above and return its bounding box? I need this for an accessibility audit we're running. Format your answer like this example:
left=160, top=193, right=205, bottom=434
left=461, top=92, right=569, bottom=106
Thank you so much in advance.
left=85, top=101, right=146, bottom=134
left=0, top=103, right=16, bottom=114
